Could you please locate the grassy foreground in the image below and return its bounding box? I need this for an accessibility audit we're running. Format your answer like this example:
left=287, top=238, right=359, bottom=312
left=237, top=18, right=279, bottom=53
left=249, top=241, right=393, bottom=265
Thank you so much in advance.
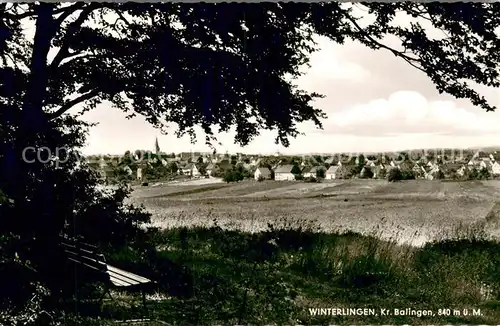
left=66, top=221, right=500, bottom=325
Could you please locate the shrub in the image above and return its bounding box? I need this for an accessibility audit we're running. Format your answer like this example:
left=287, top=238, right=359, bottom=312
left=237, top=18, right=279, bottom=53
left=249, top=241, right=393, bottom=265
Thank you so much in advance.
left=479, top=167, right=491, bottom=180
left=466, top=167, right=479, bottom=180
left=387, top=168, right=402, bottom=182
left=291, top=165, right=301, bottom=175
left=360, top=167, right=374, bottom=179
left=141, top=182, right=149, bottom=186
left=377, top=168, right=387, bottom=179
left=210, top=167, right=224, bottom=178
left=304, top=176, right=318, bottom=183
left=400, top=170, right=415, bottom=180
left=223, top=171, right=234, bottom=183
left=434, top=170, right=445, bottom=180
left=233, top=170, right=244, bottom=182
left=257, top=176, right=265, bottom=182
left=223, top=170, right=244, bottom=183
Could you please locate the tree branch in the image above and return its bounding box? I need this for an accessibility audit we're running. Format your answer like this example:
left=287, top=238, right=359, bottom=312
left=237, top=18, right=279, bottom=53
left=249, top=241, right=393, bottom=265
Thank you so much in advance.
left=4, top=4, right=82, bottom=21
left=115, top=10, right=132, bottom=27
left=54, top=3, right=86, bottom=25
left=48, top=90, right=100, bottom=119
left=49, top=4, right=100, bottom=70
left=346, top=15, right=427, bottom=74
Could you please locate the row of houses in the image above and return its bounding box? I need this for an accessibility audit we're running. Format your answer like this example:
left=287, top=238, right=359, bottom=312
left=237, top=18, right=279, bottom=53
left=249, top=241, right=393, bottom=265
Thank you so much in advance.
left=93, top=155, right=258, bottom=181
left=253, top=155, right=500, bottom=181
left=89, top=145, right=500, bottom=182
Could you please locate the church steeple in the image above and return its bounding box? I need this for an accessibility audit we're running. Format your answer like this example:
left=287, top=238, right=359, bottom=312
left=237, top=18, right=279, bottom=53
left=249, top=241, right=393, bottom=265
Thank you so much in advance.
left=155, top=137, right=160, bottom=155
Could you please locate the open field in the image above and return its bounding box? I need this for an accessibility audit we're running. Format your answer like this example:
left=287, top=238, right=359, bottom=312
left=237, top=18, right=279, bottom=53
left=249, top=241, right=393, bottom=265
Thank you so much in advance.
left=129, top=179, right=500, bottom=246
left=77, top=179, right=500, bottom=324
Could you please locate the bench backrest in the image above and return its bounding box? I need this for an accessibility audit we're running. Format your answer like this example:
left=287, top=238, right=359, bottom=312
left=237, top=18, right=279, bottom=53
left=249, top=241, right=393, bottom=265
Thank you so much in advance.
left=60, top=236, right=153, bottom=288
left=60, top=237, right=108, bottom=275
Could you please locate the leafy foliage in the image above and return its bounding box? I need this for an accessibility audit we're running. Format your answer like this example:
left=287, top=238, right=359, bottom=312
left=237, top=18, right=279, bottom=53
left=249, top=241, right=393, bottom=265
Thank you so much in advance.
left=291, top=164, right=302, bottom=175
left=434, top=170, right=445, bottom=180
left=478, top=167, right=491, bottom=180
left=400, top=170, right=416, bottom=180
left=2, top=2, right=500, bottom=323
left=316, top=167, right=326, bottom=179
left=360, top=167, right=374, bottom=179
left=377, top=168, right=387, bottom=179
left=3, top=3, right=500, bottom=148
left=387, top=168, right=402, bottom=182
left=223, top=168, right=246, bottom=183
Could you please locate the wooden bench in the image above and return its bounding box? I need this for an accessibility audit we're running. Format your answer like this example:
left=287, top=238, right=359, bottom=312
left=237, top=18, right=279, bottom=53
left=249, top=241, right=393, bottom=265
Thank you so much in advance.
left=60, top=236, right=153, bottom=308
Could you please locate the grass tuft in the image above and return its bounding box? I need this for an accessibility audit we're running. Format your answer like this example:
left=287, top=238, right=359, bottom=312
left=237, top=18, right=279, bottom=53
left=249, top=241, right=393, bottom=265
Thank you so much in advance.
left=59, top=217, right=498, bottom=324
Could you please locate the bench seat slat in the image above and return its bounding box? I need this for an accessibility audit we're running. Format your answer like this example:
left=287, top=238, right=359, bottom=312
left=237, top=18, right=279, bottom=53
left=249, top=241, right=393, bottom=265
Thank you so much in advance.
left=107, top=271, right=142, bottom=286
left=109, top=275, right=133, bottom=287
left=106, top=264, right=151, bottom=285
left=61, top=238, right=152, bottom=289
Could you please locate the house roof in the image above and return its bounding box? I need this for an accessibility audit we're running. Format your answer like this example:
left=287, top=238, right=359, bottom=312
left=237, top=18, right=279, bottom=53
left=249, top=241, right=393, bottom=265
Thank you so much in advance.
left=326, top=166, right=340, bottom=173
left=218, top=160, right=232, bottom=169
left=256, top=167, right=271, bottom=177
left=136, top=161, right=150, bottom=168
left=429, top=166, right=442, bottom=174
left=482, top=161, right=493, bottom=169
left=242, top=163, right=252, bottom=170
left=274, top=164, right=294, bottom=173
left=301, top=166, right=312, bottom=174
left=441, top=163, right=464, bottom=171
left=324, top=157, right=336, bottom=164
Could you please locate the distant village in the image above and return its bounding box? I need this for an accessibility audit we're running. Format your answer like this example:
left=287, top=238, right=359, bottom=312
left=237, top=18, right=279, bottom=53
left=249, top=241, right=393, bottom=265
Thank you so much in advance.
left=84, top=139, right=500, bottom=184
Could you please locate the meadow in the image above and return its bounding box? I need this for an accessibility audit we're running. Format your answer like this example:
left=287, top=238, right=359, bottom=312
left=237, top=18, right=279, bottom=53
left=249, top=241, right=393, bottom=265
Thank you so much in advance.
left=69, top=179, right=500, bottom=325
left=130, top=179, right=500, bottom=246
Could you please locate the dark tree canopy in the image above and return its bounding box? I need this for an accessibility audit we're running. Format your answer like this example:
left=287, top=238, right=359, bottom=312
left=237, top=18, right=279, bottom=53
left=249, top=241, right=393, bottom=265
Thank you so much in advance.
left=1, top=4, right=500, bottom=319
left=2, top=3, right=500, bottom=148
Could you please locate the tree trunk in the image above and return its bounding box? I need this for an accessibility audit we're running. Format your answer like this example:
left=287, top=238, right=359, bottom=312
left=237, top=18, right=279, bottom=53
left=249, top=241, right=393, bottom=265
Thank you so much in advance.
left=15, top=4, right=55, bottom=239
left=22, top=3, right=54, bottom=132
left=4, top=4, right=55, bottom=231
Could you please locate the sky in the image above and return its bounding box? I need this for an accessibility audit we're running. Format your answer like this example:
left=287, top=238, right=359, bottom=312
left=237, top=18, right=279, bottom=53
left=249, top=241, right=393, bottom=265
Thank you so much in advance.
left=53, top=6, right=500, bottom=155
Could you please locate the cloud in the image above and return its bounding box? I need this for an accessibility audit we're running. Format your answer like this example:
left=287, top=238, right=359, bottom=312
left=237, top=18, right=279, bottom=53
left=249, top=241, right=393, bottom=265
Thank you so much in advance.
left=301, top=36, right=371, bottom=83
left=316, top=90, right=500, bottom=137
